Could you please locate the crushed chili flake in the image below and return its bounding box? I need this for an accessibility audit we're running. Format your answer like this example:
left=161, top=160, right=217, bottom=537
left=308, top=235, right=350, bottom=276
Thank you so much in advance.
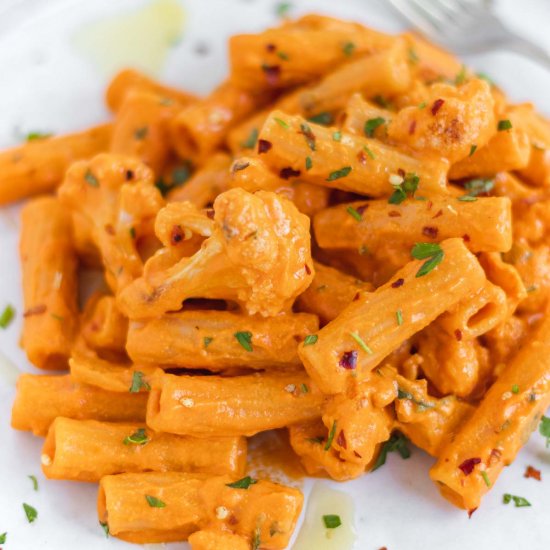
left=467, top=508, right=478, bottom=519
left=391, top=278, right=405, bottom=288
left=279, top=167, right=301, bottom=179
left=232, top=161, right=250, bottom=172
left=454, top=329, right=463, bottom=341
left=353, top=292, right=360, bottom=301
left=23, top=304, right=47, bottom=317
left=265, top=43, right=276, bottom=52
left=388, top=211, right=401, bottom=217
left=427, top=200, right=433, bottom=211
left=462, top=233, right=471, bottom=242
left=261, top=64, right=281, bottom=85
left=337, top=430, right=348, bottom=449
left=357, top=149, right=368, bottom=164
left=206, top=208, right=215, bottom=219
left=431, top=99, right=445, bottom=115
left=356, top=204, right=369, bottom=216
left=458, top=457, right=481, bottom=475
left=354, top=450, right=363, bottom=458
left=257, top=139, right=272, bottom=154
left=125, top=169, right=134, bottom=181
left=304, top=264, right=311, bottom=275
left=489, top=448, right=502, bottom=464
left=170, top=225, right=184, bottom=245
left=409, top=120, right=417, bottom=135
left=104, top=224, right=115, bottom=236
left=339, top=350, right=358, bottom=370
left=524, top=465, right=541, bottom=481
left=397, top=168, right=405, bottom=178
left=422, top=226, right=438, bottom=238
left=432, top=209, right=443, bottom=219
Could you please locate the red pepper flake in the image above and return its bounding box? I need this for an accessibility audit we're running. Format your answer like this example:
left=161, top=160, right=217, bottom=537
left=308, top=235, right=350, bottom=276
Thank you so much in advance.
left=422, top=226, right=438, bottom=238
left=409, top=120, right=417, bottom=135
left=228, top=514, right=239, bottom=526
left=462, top=233, right=471, bottom=243
left=336, top=430, right=347, bottom=449
left=388, top=211, right=401, bottom=217
left=304, top=264, right=311, bottom=275
left=104, top=224, right=115, bottom=236
left=467, top=508, right=478, bottom=519
left=354, top=450, right=363, bottom=458
left=524, top=465, right=541, bottom=481
left=279, top=167, right=301, bottom=180
left=265, top=43, right=276, bottom=52
left=398, top=168, right=405, bottom=178
left=458, top=457, right=481, bottom=475
left=125, top=169, right=134, bottom=181
left=488, top=448, right=502, bottom=465
left=339, top=351, right=358, bottom=370
left=391, top=278, right=405, bottom=288
left=261, top=64, right=281, bottom=85
left=257, top=139, right=272, bottom=154
left=427, top=200, right=433, bottom=211
left=206, top=208, right=215, bottom=219
left=431, top=98, right=445, bottom=115
left=353, top=292, right=361, bottom=301
left=432, top=209, right=443, bottom=219
left=170, top=225, right=184, bottom=245
left=356, top=204, right=369, bottom=216
left=357, top=149, right=368, bottom=164
left=454, top=329, right=463, bottom=342
left=23, top=304, right=47, bottom=317
left=232, top=160, right=250, bottom=173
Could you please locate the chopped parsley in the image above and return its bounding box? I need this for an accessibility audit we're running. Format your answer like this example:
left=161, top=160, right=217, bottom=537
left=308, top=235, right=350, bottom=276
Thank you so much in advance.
left=458, top=195, right=477, bottom=202
left=23, top=503, right=38, bottom=523
left=274, top=117, right=290, bottom=129
left=0, top=304, right=15, bottom=329
left=323, top=514, right=342, bottom=529
left=325, top=421, right=337, bottom=451
left=396, top=309, right=403, bottom=325
left=0, top=533, right=6, bottom=544
left=129, top=371, right=151, bottom=393
left=84, top=169, right=99, bottom=187
left=99, top=521, right=109, bottom=537
left=123, top=428, right=149, bottom=446
left=300, top=383, right=309, bottom=393
left=307, top=112, right=333, bottom=125
left=28, top=475, right=38, bottom=491
left=463, top=178, right=494, bottom=197
left=373, top=95, right=392, bottom=109
left=332, top=130, right=342, bottom=142
left=203, top=336, right=213, bottom=349
left=240, top=127, right=258, bottom=149
left=299, top=122, right=316, bottom=150
left=364, top=117, right=386, bottom=138
left=145, top=495, right=166, bottom=508
left=503, top=494, right=531, bottom=507
left=411, top=242, right=444, bottom=277
left=234, top=331, right=253, bottom=352
left=498, top=119, right=513, bottom=131
left=408, top=47, right=419, bottom=64
left=397, top=388, right=435, bottom=410
left=305, top=156, right=313, bottom=170
left=350, top=331, right=373, bottom=354
left=418, top=102, right=427, bottom=109
left=129, top=227, right=136, bottom=239
left=342, top=41, right=355, bottom=56
left=512, top=384, right=519, bottom=394
left=326, top=166, right=352, bottom=181
left=539, top=416, right=550, bottom=447
left=346, top=206, right=363, bottom=221
left=26, top=131, right=52, bottom=141
left=134, top=126, right=148, bottom=140
left=388, top=172, right=419, bottom=204
left=455, top=65, right=467, bottom=85
left=364, top=146, right=376, bottom=159
left=172, top=164, right=191, bottom=188
left=477, top=72, right=494, bottom=85
left=276, top=2, right=291, bottom=17
left=252, top=526, right=261, bottom=550
left=372, top=432, right=411, bottom=470
left=481, top=471, right=491, bottom=487
left=226, top=476, right=257, bottom=489
left=277, top=51, right=289, bottom=60
left=303, top=334, right=318, bottom=346
left=469, top=144, right=477, bottom=156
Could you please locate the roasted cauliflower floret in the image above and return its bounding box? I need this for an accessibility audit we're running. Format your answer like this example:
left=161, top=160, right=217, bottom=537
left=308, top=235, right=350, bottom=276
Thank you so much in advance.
left=118, top=187, right=314, bottom=318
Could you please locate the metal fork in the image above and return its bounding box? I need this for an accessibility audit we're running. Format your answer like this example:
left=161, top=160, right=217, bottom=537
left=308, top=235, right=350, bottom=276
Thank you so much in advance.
left=387, top=0, right=550, bottom=71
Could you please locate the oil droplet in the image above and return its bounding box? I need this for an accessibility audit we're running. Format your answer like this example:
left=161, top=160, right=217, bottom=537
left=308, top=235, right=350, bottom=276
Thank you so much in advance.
left=293, top=482, right=357, bottom=550
left=74, top=0, right=185, bottom=77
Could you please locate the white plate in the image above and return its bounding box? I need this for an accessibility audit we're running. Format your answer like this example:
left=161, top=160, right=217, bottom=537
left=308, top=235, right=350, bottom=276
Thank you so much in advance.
left=1, top=1, right=550, bottom=549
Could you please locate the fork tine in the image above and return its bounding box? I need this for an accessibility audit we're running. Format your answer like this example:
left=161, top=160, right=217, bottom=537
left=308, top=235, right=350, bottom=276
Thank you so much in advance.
left=407, top=0, right=449, bottom=28
left=386, top=0, right=441, bottom=36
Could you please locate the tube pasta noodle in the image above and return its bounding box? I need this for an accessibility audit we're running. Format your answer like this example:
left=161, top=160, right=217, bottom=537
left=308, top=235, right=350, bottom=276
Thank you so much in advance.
left=105, top=68, right=197, bottom=112
left=126, top=310, right=318, bottom=370
left=42, top=418, right=247, bottom=481
left=11, top=374, right=148, bottom=437
left=98, top=472, right=303, bottom=546
left=5, top=12, right=550, bottom=545
left=20, top=196, right=79, bottom=370
left=147, top=371, right=325, bottom=437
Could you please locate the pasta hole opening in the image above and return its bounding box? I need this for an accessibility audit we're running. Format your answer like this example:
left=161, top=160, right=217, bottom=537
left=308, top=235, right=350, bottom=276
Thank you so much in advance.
left=466, top=302, right=499, bottom=333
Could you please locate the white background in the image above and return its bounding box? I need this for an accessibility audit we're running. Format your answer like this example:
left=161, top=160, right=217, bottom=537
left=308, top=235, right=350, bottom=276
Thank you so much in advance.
left=0, top=1, right=549, bottom=549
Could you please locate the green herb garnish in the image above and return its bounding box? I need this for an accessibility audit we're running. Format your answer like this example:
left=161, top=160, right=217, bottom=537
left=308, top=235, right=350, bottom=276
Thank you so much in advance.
left=28, top=475, right=38, bottom=491
left=464, top=178, right=494, bottom=197
left=326, top=166, right=352, bottom=181
left=23, top=503, right=38, bottom=523
left=234, top=331, right=253, bottom=352
left=350, top=331, right=373, bottom=354
left=503, top=494, right=531, bottom=507
left=411, top=242, right=444, bottom=277
left=305, top=156, right=312, bottom=170
left=455, top=65, right=467, bottom=85
left=274, top=117, right=290, bottom=129
left=123, top=428, right=149, bottom=446
left=372, top=432, right=411, bottom=470
left=539, top=416, right=550, bottom=447
left=346, top=206, right=363, bottom=222
left=323, top=514, right=342, bottom=529
left=364, top=146, right=376, bottom=159
left=0, top=533, right=6, bottom=544
left=342, top=42, right=355, bottom=56
left=129, top=371, right=151, bottom=393
left=498, top=119, right=513, bottom=131
left=26, top=132, right=52, bottom=141
left=324, top=421, right=337, bottom=451
left=203, top=336, right=213, bottom=349
left=481, top=471, right=491, bottom=487
left=408, top=47, right=419, bottom=64
left=397, top=388, right=435, bottom=410
left=512, top=384, right=519, bottom=394
left=364, top=117, right=386, bottom=137
left=145, top=495, right=166, bottom=508
left=396, top=310, right=403, bottom=325
left=241, top=128, right=259, bottom=149
left=276, top=2, right=291, bottom=17
left=226, top=476, right=258, bottom=489
left=307, top=112, right=333, bottom=125
left=134, top=126, right=148, bottom=140
left=84, top=169, right=99, bottom=187
left=469, top=144, right=477, bottom=156
left=99, top=521, right=109, bottom=537
left=389, top=172, right=419, bottom=204
left=0, top=304, right=15, bottom=329
left=332, top=130, right=342, bottom=142
left=303, top=334, right=318, bottom=346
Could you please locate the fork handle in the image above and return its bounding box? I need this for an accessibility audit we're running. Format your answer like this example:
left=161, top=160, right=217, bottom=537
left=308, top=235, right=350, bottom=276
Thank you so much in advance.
left=506, top=34, right=550, bottom=72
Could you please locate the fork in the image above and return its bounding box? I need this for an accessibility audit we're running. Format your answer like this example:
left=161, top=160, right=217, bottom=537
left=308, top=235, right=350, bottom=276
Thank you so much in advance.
left=387, top=0, right=550, bottom=71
